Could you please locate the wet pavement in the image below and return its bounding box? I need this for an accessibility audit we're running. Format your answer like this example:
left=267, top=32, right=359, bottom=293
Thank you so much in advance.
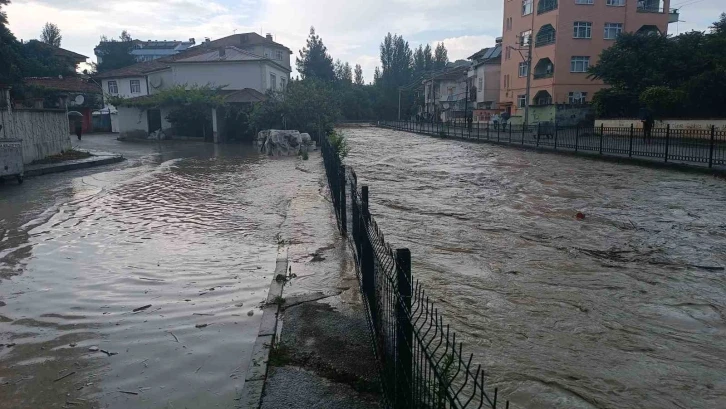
left=342, top=127, right=726, bottom=409
left=0, top=134, right=317, bottom=409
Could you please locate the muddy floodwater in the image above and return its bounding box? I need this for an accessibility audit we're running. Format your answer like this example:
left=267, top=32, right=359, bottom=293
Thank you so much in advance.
left=343, top=127, right=726, bottom=409
left=0, top=137, right=309, bottom=408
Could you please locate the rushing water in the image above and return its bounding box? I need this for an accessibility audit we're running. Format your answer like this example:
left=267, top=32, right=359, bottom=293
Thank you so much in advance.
left=0, top=138, right=308, bottom=408
left=343, top=126, right=726, bottom=409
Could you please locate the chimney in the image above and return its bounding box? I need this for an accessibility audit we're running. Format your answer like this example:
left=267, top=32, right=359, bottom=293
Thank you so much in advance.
left=219, top=47, right=226, bottom=58
left=266, top=33, right=273, bottom=41
left=495, top=37, right=503, bottom=44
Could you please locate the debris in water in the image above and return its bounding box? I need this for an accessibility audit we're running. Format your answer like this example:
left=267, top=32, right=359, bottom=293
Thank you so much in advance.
left=69, top=343, right=77, bottom=347
left=235, top=303, right=244, bottom=307
left=247, top=310, right=254, bottom=317
left=195, top=324, right=208, bottom=329
left=193, top=313, right=214, bottom=316
left=3, top=343, right=16, bottom=348
left=133, top=304, right=152, bottom=312
left=119, top=390, right=138, bottom=395
left=168, top=332, right=179, bottom=343
left=88, top=346, right=99, bottom=352
left=309, top=253, right=326, bottom=262
left=0, top=301, right=6, bottom=307
left=53, top=371, right=76, bottom=382
left=100, top=349, right=118, bottom=356
left=576, top=212, right=586, bottom=220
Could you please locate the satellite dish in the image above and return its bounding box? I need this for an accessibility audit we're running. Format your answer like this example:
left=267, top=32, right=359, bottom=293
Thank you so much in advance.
left=443, top=103, right=450, bottom=109
left=572, top=92, right=583, bottom=101
left=74, top=95, right=85, bottom=105
left=150, top=76, right=162, bottom=89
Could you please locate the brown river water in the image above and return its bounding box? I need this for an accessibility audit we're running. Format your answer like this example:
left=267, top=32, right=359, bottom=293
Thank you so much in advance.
left=342, top=126, right=726, bottom=409
left=0, top=137, right=309, bottom=409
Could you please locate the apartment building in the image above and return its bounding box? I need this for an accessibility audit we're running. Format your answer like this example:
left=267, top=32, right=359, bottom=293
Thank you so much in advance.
left=500, top=0, right=675, bottom=118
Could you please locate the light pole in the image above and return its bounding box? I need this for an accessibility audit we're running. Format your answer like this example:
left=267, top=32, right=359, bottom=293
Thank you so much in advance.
left=509, top=33, right=532, bottom=126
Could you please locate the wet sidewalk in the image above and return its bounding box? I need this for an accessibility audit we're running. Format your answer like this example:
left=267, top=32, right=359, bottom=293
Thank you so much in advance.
left=25, top=150, right=124, bottom=177
left=246, top=154, right=383, bottom=408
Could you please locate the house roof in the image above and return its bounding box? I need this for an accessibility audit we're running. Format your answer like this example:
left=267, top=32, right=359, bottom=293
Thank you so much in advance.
left=196, top=33, right=292, bottom=54
left=173, top=47, right=266, bottom=63
left=94, top=60, right=171, bottom=79
left=470, top=44, right=502, bottom=68
left=24, top=77, right=101, bottom=94
left=25, top=40, right=88, bottom=62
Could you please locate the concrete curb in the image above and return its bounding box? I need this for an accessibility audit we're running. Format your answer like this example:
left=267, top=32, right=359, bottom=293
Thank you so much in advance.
left=25, top=155, right=125, bottom=177
left=237, top=246, right=288, bottom=409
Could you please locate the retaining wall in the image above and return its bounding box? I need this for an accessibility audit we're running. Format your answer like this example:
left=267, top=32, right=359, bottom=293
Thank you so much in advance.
left=0, top=108, right=72, bottom=164
left=596, top=119, right=726, bottom=131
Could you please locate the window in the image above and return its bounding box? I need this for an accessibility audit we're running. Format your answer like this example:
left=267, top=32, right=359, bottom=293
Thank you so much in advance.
left=518, top=62, right=529, bottom=77
left=130, top=79, right=141, bottom=94
left=604, top=23, right=623, bottom=39
left=522, top=0, right=533, bottom=15
left=570, top=56, right=590, bottom=72
left=538, top=0, right=558, bottom=14
left=573, top=21, right=592, bottom=38
left=107, top=80, right=118, bottom=94
left=606, top=0, right=625, bottom=5
left=520, top=30, right=532, bottom=46
left=276, top=50, right=283, bottom=61
left=517, top=94, right=527, bottom=108
left=504, top=74, right=510, bottom=89
left=568, top=91, right=588, bottom=104
left=269, top=73, right=277, bottom=90
left=280, top=78, right=286, bottom=89
left=506, top=17, right=513, bottom=31
left=535, top=24, right=556, bottom=47
left=576, top=0, right=594, bottom=3
left=478, top=78, right=483, bottom=91
left=505, top=47, right=511, bottom=60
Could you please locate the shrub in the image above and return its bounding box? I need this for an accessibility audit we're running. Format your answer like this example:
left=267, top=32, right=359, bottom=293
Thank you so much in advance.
left=327, top=130, right=350, bottom=159
left=639, top=86, right=686, bottom=118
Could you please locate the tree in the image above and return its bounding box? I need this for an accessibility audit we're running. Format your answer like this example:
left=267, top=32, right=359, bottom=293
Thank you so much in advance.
left=423, top=44, right=433, bottom=71
left=373, top=66, right=381, bottom=85
left=354, top=64, right=364, bottom=85
left=334, top=59, right=352, bottom=84
left=40, top=22, right=61, bottom=47
left=379, top=33, right=412, bottom=87
left=0, top=0, right=25, bottom=86
left=413, top=45, right=425, bottom=75
left=296, top=27, right=335, bottom=81
left=711, top=12, right=726, bottom=35
left=434, top=42, right=448, bottom=70
left=95, top=32, right=137, bottom=73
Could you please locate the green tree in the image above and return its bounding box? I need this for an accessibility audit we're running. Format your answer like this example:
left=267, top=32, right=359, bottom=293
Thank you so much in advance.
left=40, top=22, right=61, bottom=47
left=433, top=42, right=448, bottom=70
left=296, top=27, right=335, bottom=81
left=423, top=44, right=433, bottom=71
left=334, top=59, right=352, bottom=84
left=354, top=64, right=364, bottom=85
left=0, top=0, right=24, bottom=86
left=21, top=40, right=75, bottom=77
left=413, top=45, right=426, bottom=75
left=95, top=32, right=136, bottom=73
left=639, top=86, right=686, bottom=118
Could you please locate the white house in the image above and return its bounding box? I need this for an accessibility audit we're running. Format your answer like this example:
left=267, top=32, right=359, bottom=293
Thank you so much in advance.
left=95, top=33, right=292, bottom=137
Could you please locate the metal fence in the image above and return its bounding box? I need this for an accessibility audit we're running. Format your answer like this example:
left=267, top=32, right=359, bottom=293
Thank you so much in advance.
left=320, top=133, right=508, bottom=409
left=378, top=120, right=726, bottom=170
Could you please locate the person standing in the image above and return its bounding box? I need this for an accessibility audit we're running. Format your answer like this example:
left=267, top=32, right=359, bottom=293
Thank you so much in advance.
left=75, top=120, right=83, bottom=141
left=639, top=107, right=654, bottom=143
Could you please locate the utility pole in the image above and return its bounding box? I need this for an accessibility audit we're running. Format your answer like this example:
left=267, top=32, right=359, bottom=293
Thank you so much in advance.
left=463, top=77, right=469, bottom=126
left=523, top=35, right=533, bottom=126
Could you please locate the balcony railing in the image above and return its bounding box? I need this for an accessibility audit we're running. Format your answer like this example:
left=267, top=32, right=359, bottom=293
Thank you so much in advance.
left=535, top=34, right=556, bottom=47
left=537, top=0, right=558, bottom=14
left=533, top=71, right=554, bottom=79
left=637, top=3, right=664, bottom=13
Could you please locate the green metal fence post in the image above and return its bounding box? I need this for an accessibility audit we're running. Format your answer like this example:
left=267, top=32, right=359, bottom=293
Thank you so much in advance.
left=339, top=165, right=347, bottom=235
left=664, top=124, right=670, bottom=162
left=599, top=124, right=604, bottom=155
left=536, top=122, right=540, bottom=147
left=575, top=125, right=579, bottom=152
left=554, top=124, right=558, bottom=149
left=709, top=125, right=715, bottom=168
left=395, top=248, right=412, bottom=408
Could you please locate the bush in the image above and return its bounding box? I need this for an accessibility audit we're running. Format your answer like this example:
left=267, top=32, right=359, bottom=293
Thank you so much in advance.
left=639, top=86, right=686, bottom=118
left=327, top=130, right=349, bottom=159
left=591, top=88, right=640, bottom=119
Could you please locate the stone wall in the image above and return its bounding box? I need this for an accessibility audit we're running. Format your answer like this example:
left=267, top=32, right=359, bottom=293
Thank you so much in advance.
left=0, top=108, right=72, bottom=164
left=596, top=119, right=726, bottom=131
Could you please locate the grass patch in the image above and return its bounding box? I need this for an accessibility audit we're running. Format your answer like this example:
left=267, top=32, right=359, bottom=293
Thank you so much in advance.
left=268, top=342, right=293, bottom=367
left=31, top=149, right=93, bottom=165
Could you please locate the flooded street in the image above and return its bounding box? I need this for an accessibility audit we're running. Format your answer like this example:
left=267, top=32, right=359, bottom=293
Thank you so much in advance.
left=343, top=127, right=726, bottom=409
left=0, top=136, right=311, bottom=408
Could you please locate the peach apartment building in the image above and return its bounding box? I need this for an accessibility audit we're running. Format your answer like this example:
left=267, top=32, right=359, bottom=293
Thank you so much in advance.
left=499, top=0, right=677, bottom=118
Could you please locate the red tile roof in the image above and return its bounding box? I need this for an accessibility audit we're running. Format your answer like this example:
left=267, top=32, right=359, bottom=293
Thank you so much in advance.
left=24, top=77, right=101, bottom=94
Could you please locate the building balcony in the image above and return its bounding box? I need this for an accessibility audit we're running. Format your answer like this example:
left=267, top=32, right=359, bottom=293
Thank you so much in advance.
left=636, top=1, right=664, bottom=13
left=537, top=0, right=558, bottom=14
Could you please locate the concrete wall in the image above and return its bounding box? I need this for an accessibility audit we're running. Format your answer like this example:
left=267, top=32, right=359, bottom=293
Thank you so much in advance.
left=0, top=109, right=72, bottom=164
left=596, top=119, right=726, bottom=131
left=172, top=62, right=264, bottom=91
left=117, top=107, right=148, bottom=134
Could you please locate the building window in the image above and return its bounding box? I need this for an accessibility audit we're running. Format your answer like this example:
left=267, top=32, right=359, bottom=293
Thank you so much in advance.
left=506, top=17, right=513, bottom=31
left=520, top=30, right=532, bottom=46
left=478, top=78, right=483, bottom=91
left=535, top=24, right=556, bottom=47
left=573, top=22, right=592, bottom=38
left=604, top=23, right=623, bottom=39
left=107, top=80, right=118, bottom=94
left=606, top=0, right=625, bottom=5
left=576, top=0, right=594, bottom=3
left=522, top=0, right=533, bottom=15
left=503, top=74, right=509, bottom=89
left=276, top=50, right=283, bottom=61
left=568, top=91, right=588, bottom=104
left=270, top=73, right=277, bottom=90
left=517, top=94, right=527, bottom=108
left=280, top=78, right=286, bottom=89
left=505, top=47, right=511, bottom=60
left=130, top=80, right=141, bottom=94
left=570, top=56, right=591, bottom=72
left=538, top=0, right=558, bottom=14
left=518, top=62, right=529, bottom=77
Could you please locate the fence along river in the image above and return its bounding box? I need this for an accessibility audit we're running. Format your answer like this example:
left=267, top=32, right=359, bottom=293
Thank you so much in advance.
left=340, top=126, right=726, bottom=409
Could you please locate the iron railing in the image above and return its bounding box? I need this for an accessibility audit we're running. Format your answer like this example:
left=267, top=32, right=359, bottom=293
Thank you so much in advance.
left=319, top=133, right=509, bottom=409
left=376, top=120, right=726, bottom=170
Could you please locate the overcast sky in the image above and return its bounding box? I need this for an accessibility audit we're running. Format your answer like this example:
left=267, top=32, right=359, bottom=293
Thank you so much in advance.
left=6, top=0, right=723, bottom=82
